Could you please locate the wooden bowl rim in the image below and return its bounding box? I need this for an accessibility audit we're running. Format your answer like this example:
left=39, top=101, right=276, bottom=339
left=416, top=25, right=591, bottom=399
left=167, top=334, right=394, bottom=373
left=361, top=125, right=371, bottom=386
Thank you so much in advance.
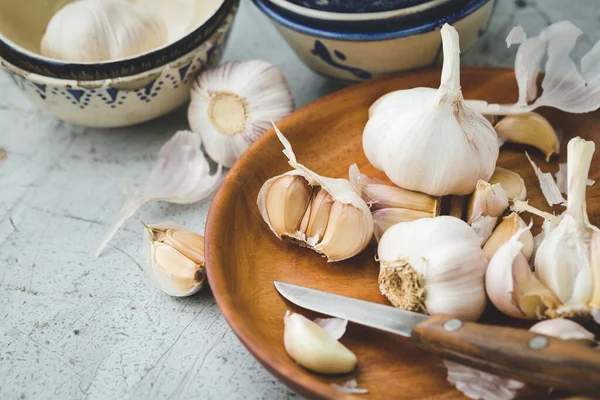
left=205, top=66, right=514, bottom=400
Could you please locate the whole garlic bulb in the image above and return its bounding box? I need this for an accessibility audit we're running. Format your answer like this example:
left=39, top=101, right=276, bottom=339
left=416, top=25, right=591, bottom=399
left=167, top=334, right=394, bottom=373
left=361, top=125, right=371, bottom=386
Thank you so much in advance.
left=142, top=221, right=205, bottom=297
left=378, top=216, right=488, bottom=321
left=363, top=24, right=499, bottom=196
left=41, top=0, right=168, bottom=62
left=257, top=124, right=374, bottom=262
left=189, top=61, right=294, bottom=168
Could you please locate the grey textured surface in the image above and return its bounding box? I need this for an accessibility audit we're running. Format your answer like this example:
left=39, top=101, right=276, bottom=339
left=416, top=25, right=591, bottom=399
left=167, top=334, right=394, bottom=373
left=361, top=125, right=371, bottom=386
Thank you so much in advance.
left=1, top=0, right=599, bottom=399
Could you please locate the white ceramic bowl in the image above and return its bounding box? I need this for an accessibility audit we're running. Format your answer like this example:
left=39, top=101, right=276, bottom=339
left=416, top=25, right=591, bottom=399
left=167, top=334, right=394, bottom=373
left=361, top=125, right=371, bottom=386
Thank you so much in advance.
left=0, top=7, right=237, bottom=128
left=254, top=0, right=495, bottom=81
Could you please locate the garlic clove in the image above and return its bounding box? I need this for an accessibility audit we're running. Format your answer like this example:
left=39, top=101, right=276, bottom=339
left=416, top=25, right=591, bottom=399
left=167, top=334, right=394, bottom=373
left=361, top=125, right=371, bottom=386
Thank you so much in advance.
left=257, top=124, right=374, bottom=261
left=494, top=113, right=560, bottom=162
left=529, top=319, right=595, bottom=341
left=265, top=174, right=312, bottom=237
left=489, top=167, right=527, bottom=201
left=448, top=195, right=467, bottom=220
left=283, top=311, right=357, bottom=374
left=189, top=61, right=294, bottom=168
left=483, top=213, right=534, bottom=261
left=143, top=222, right=206, bottom=297
left=41, top=0, right=168, bottom=62
left=372, top=208, right=433, bottom=241
left=466, top=180, right=509, bottom=224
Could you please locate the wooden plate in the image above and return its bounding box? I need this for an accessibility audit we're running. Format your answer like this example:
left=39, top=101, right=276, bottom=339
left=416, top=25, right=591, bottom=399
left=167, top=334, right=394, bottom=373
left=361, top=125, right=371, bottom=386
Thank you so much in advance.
left=205, top=67, right=600, bottom=399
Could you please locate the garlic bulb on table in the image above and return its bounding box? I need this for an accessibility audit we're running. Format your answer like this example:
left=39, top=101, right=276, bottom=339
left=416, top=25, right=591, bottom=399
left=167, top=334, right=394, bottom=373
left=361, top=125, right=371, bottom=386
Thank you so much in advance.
left=535, top=137, right=600, bottom=318
left=189, top=61, right=294, bottom=168
left=41, top=0, right=168, bottom=62
left=363, top=24, right=499, bottom=196
left=378, top=216, right=488, bottom=321
left=257, top=124, right=374, bottom=262
left=142, top=221, right=206, bottom=297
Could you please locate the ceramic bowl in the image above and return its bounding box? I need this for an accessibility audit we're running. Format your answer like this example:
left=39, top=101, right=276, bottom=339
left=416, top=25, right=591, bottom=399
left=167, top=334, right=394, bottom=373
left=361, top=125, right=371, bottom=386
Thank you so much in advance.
left=0, top=0, right=233, bottom=80
left=268, top=0, right=464, bottom=22
left=253, top=0, right=495, bottom=81
left=0, top=6, right=237, bottom=128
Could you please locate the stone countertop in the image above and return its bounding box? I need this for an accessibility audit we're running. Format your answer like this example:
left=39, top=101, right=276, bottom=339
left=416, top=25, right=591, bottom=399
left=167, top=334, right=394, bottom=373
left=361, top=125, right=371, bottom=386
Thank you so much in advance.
left=1, top=0, right=599, bottom=399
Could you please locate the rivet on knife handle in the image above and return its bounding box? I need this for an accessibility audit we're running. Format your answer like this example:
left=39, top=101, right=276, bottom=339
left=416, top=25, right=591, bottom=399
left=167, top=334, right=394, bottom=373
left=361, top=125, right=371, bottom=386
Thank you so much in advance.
left=411, top=315, right=600, bottom=393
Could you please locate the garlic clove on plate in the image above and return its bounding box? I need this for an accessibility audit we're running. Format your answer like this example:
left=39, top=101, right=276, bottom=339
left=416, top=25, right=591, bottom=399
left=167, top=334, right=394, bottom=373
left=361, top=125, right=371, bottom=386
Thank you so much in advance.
left=483, top=213, right=534, bottom=261
left=143, top=221, right=205, bottom=297
left=283, top=311, right=357, bottom=374
left=489, top=167, right=527, bottom=201
left=466, top=180, right=509, bottom=224
left=372, top=208, right=433, bottom=242
left=257, top=124, right=373, bottom=262
left=494, top=113, right=560, bottom=162
left=41, top=0, right=168, bottom=62
left=485, top=228, right=560, bottom=319
left=189, top=61, right=294, bottom=168
left=378, top=216, right=488, bottom=321
left=363, top=24, right=499, bottom=196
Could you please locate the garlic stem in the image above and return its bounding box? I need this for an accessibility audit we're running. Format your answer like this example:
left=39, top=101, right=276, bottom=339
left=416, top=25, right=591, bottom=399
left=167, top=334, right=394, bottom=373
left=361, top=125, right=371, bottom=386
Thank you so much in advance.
left=566, top=138, right=595, bottom=222
left=511, top=200, right=561, bottom=225
left=439, top=24, right=461, bottom=101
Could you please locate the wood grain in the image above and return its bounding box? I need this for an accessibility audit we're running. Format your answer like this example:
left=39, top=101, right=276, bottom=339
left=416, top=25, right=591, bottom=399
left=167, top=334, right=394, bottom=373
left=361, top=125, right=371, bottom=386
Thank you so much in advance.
left=205, top=67, right=600, bottom=400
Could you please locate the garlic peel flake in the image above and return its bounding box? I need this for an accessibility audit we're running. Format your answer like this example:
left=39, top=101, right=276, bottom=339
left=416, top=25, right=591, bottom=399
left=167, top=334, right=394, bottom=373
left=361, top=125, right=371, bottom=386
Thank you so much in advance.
left=529, top=319, right=595, bottom=341
left=96, top=131, right=222, bottom=256
left=331, top=379, right=368, bottom=394
left=525, top=152, right=566, bottom=206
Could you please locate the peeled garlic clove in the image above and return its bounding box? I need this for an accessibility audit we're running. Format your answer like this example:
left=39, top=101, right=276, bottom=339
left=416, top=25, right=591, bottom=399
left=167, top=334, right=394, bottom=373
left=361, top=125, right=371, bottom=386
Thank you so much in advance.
left=486, top=228, right=559, bottom=319
left=466, top=180, right=509, bottom=224
left=489, top=167, right=527, bottom=201
left=494, top=113, right=560, bottom=162
left=483, top=213, right=534, bottom=260
left=372, top=208, right=433, bottom=241
left=283, top=311, right=357, bottom=374
left=41, top=0, right=168, bottom=62
left=529, top=319, right=595, bottom=341
left=189, top=61, right=294, bottom=168
left=378, top=216, right=488, bottom=321
left=257, top=124, right=374, bottom=262
left=143, top=222, right=205, bottom=297
left=362, top=24, right=499, bottom=196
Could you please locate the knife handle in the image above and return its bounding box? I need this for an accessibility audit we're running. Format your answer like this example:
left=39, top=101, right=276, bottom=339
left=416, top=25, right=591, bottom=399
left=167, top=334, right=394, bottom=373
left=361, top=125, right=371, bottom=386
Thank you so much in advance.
left=411, top=315, right=600, bottom=393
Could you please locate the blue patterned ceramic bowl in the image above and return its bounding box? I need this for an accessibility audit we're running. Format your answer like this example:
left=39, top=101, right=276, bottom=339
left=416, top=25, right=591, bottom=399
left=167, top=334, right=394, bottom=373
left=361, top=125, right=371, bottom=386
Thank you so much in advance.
left=286, top=0, right=434, bottom=13
left=0, top=6, right=237, bottom=128
left=0, top=0, right=234, bottom=80
left=253, top=0, right=495, bottom=81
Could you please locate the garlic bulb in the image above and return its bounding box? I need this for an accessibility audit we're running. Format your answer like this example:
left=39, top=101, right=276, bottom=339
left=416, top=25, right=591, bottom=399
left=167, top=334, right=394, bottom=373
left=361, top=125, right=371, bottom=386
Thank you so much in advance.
left=142, top=221, right=205, bottom=297
left=189, top=61, right=294, bottom=168
left=378, top=216, right=488, bottom=321
left=257, top=124, right=373, bottom=262
left=41, top=0, right=168, bottom=62
left=483, top=213, right=534, bottom=261
left=283, top=311, right=357, bottom=374
left=535, top=137, right=600, bottom=317
left=362, top=24, right=499, bottom=196
left=466, top=180, right=509, bottom=224
left=486, top=227, right=559, bottom=319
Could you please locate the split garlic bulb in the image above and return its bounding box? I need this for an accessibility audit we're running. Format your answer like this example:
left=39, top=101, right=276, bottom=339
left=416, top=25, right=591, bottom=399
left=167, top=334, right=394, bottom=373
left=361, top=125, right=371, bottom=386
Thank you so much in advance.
left=535, top=137, right=600, bottom=317
left=189, top=61, right=294, bottom=168
left=363, top=24, right=499, bottom=196
left=257, top=124, right=374, bottom=262
left=41, top=0, right=168, bottom=62
left=143, top=222, right=205, bottom=297
left=378, top=216, right=488, bottom=321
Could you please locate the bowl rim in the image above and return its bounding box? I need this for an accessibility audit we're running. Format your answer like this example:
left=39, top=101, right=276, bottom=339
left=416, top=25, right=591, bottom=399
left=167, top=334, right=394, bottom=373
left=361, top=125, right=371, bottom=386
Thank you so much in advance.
left=0, top=0, right=234, bottom=79
left=0, top=8, right=236, bottom=88
left=268, top=0, right=459, bottom=21
left=253, top=0, right=494, bottom=41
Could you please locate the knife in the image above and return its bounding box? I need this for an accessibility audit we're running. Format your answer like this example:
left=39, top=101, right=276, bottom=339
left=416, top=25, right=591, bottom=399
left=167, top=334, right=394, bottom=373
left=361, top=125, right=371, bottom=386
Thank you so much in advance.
left=274, top=281, right=600, bottom=393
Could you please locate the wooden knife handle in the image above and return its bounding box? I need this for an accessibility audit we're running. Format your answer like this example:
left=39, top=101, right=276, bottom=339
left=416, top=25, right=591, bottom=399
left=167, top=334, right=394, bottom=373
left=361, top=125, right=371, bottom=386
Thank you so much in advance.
left=411, top=314, right=600, bottom=393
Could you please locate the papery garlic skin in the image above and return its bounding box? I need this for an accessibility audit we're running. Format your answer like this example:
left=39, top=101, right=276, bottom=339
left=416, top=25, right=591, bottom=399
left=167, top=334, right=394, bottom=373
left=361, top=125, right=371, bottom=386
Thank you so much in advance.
left=489, top=167, right=527, bottom=201
left=41, top=0, right=168, bottom=62
left=363, top=24, right=498, bottom=196
left=535, top=138, right=600, bottom=316
left=466, top=180, right=509, bottom=224
left=378, top=216, right=488, bottom=321
left=189, top=61, right=294, bottom=167
left=143, top=222, right=205, bottom=297
left=529, top=319, right=595, bottom=341
left=283, top=311, right=357, bottom=374
left=257, top=125, right=374, bottom=262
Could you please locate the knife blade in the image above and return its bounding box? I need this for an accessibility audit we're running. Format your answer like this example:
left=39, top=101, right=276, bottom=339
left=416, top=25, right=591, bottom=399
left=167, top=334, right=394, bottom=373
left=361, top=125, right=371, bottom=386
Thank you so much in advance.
left=274, top=281, right=600, bottom=394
